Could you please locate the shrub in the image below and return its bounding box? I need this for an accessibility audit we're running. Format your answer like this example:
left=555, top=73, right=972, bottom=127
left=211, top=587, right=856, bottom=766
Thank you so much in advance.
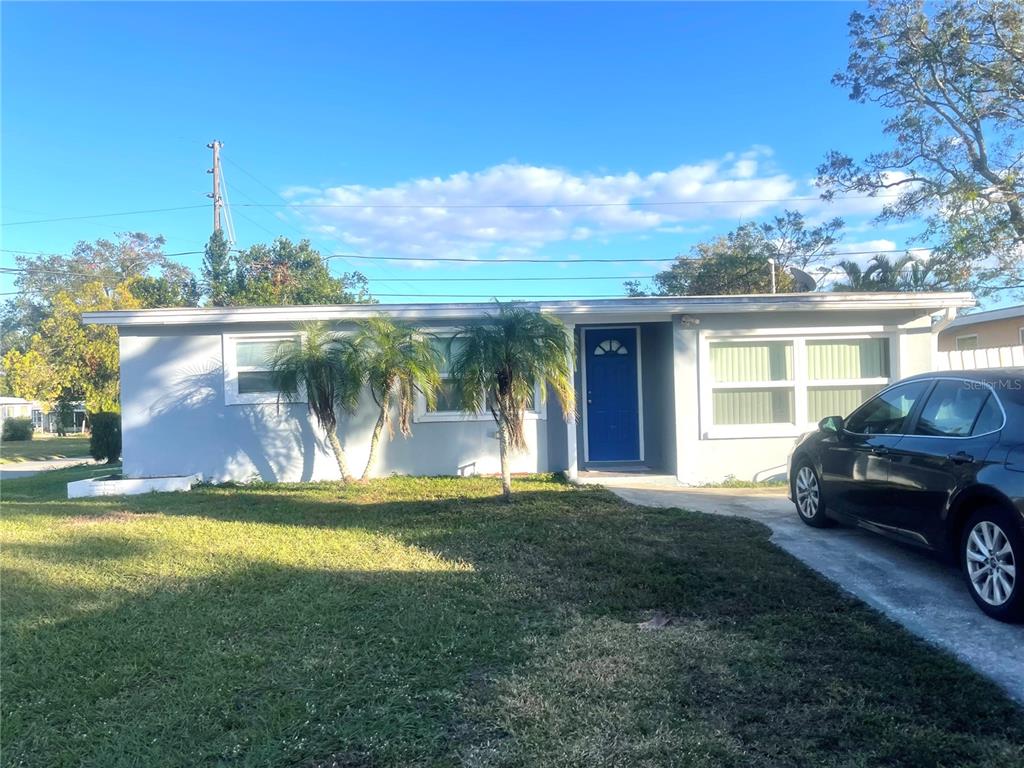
left=89, top=413, right=121, bottom=463
left=54, top=400, right=75, bottom=436
left=2, top=417, right=34, bottom=442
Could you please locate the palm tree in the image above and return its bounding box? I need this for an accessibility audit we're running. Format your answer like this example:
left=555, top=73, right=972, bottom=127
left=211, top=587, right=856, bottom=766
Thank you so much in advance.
left=449, top=303, right=576, bottom=501
left=268, top=321, right=362, bottom=483
left=353, top=316, right=441, bottom=481
left=833, top=254, right=924, bottom=292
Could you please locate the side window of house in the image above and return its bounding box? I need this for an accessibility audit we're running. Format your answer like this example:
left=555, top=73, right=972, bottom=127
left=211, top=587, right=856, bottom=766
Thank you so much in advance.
left=226, top=336, right=297, bottom=404
left=914, top=380, right=997, bottom=437
left=427, top=337, right=467, bottom=413
left=956, top=335, right=978, bottom=351
left=845, top=380, right=929, bottom=435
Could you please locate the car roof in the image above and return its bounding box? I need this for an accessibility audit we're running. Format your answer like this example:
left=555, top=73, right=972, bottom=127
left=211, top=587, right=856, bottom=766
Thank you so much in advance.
left=901, top=368, right=1024, bottom=384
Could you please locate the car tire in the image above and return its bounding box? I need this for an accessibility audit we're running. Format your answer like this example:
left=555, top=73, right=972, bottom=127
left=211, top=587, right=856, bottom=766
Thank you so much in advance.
left=961, top=506, right=1023, bottom=623
left=792, top=460, right=832, bottom=528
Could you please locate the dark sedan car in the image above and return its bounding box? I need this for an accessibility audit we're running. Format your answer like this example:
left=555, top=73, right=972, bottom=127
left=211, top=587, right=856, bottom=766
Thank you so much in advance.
left=788, top=368, right=1024, bottom=622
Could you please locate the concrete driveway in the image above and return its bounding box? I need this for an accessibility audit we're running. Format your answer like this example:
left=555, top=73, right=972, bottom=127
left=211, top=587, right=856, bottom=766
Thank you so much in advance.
left=0, top=457, right=95, bottom=481
left=607, top=481, right=1024, bottom=705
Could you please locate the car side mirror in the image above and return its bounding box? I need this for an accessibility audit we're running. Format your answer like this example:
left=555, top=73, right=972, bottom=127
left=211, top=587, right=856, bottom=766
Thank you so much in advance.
left=819, top=415, right=844, bottom=434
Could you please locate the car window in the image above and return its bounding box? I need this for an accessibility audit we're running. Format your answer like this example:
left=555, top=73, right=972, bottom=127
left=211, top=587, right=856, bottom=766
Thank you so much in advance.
left=972, top=393, right=1004, bottom=435
left=845, top=380, right=929, bottom=435
left=914, top=380, right=991, bottom=437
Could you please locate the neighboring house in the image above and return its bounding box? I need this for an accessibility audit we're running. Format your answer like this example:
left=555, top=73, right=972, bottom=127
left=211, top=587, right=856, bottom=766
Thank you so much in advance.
left=85, top=291, right=973, bottom=485
left=0, top=398, right=89, bottom=433
left=31, top=403, right=88, bottom=434
left=0, top=397, right=34, bottom=423
left=938, top=304, right=1024, bottom=352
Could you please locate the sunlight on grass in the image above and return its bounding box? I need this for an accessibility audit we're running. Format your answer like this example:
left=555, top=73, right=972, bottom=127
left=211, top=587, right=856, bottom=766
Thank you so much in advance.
left=2, top=465, right=1022, bottom=767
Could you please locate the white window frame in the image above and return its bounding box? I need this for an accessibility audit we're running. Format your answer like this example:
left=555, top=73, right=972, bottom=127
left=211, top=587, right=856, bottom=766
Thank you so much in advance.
left=1019, top=327, right=1024, bottom=346
left=699, top=332, right=896, bottom=439
left=956, top=334, right=979, bottom=351
left=223, top=332, right=304, bottom=406
left=413, top=331, right=546, bottom=423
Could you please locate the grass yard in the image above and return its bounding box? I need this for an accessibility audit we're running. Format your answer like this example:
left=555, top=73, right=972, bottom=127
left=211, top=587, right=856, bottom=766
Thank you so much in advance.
left=0, top=434, right=90, bottom=464
left=2, top=467, right=1023, bottom=768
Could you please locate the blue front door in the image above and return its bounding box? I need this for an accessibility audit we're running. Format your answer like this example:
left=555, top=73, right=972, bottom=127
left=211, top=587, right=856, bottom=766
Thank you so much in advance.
left=585, top=328, right=640, bottom=462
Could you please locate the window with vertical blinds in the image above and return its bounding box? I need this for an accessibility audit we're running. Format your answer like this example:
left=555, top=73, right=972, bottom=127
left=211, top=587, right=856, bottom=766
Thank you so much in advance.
left=806, top=338, right=890, bottom=422
left=710, top=341, right=795, bottom=426
left=706, top=336, right=893, bottom=431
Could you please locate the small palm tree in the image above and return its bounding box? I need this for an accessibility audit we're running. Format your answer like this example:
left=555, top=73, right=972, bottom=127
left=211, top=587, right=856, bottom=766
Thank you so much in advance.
left=449, top=303, right=576, bottom=501
left=353, top=316, right=441, bottom=481
left=269, top=321, right=362, bottom=483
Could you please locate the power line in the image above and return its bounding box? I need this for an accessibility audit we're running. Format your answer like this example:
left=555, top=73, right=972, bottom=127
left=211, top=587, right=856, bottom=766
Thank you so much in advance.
left=335, top=246, right=932, bottom=264
left=235, top=193, right=898, bottom=210
left=0, top=192, right=898, bottom=228
left=365, top=274, right=650, bottom=282
left=2, top=205, right=209, bottom=227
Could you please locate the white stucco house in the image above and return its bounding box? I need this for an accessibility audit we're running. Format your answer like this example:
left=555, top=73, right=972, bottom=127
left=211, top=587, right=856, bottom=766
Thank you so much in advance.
left=84, top=291, right=974, bottom=485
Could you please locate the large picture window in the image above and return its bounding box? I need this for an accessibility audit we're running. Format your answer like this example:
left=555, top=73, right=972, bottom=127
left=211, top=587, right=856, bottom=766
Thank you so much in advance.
left=703, top=335, right=893, bottom=437
left=223, top=334, right=299, bottom=405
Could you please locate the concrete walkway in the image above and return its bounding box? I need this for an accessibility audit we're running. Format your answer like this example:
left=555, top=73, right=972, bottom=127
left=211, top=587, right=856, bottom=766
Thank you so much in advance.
left=0, top=457, right=95, bottom=481
left=607, top=482, right=1024, bottom=705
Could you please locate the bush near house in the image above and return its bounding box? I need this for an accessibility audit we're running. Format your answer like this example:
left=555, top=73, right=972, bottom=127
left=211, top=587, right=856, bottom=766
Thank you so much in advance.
left=1, top=417, right=34, bottom=442
left=88, top=412, right=121, bottom=463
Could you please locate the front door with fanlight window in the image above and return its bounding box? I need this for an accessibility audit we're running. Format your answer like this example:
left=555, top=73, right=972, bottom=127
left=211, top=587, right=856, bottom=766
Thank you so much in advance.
left=584, top=327, right=641, bottom=462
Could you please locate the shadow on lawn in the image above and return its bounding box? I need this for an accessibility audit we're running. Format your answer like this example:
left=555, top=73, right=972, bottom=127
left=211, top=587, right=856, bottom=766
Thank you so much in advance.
left=4, top=470, right=1024, bottom=766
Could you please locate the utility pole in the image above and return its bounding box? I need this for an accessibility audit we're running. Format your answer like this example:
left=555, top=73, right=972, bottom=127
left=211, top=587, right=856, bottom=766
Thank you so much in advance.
left=206, top=140, right=223, bottom=233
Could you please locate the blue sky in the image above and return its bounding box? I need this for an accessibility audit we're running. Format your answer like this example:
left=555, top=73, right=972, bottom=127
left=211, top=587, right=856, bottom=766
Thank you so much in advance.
left=3, top=1, right=946, bottom=303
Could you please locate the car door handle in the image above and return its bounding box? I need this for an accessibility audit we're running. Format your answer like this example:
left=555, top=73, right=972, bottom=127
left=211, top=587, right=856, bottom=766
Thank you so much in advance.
left=870, top=446, right=890, bottom=457
left=947, top=451, right=975, bottom=465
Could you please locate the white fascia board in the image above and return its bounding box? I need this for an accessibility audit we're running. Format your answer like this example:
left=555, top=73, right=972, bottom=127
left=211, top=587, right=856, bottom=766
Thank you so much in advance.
left=82, top=292, right=976, bottom=327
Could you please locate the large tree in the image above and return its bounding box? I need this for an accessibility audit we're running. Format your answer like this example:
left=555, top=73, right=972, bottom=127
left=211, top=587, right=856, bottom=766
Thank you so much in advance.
left=230, top=237, right=372, bottom=306
left=818, top=0, right=1024, bottom=291
left=2, top=232, right=200, bottom=352
left=1, top=282, right=139, bottom=414
left=627, top=211, right=843, bottom=296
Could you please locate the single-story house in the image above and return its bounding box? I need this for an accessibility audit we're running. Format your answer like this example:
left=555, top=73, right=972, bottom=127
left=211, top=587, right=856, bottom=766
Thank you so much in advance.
left=0, top=397, right=34, bottom=423
left=84, top=291, right=974, bottom=485
left=937, top=304, right=1024, bottom=351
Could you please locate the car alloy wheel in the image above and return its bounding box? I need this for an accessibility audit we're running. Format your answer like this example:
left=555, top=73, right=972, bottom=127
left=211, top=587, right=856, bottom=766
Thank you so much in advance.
left=795, top=465, right=820, bottom=520
left=966, top=520, right=1017, bottom=607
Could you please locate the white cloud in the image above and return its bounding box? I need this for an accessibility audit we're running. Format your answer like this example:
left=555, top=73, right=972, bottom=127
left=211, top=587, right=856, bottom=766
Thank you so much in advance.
left=282, top=149, right=814, bottom=261
left=281, top=150, right=912, bottom=263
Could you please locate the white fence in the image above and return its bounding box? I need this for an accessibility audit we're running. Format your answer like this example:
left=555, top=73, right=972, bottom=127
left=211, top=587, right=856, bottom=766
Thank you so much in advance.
left=937, top=344, right=1024, bottom=371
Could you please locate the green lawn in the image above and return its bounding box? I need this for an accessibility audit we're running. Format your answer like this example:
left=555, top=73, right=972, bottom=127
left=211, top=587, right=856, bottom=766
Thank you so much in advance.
left=0, top=434, right=90, bottom=464
left=2, top=467, right=1022, bottom=767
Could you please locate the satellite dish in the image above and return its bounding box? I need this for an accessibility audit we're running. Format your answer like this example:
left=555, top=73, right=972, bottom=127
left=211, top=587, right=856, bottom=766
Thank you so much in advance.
left=789, top=267, right=818, bottom=292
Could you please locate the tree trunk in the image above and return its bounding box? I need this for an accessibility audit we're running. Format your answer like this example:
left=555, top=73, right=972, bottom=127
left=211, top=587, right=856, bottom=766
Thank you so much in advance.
left=362, top=397, right=388, bottom=482
left=498, top=421, right=512, bottom=502
left=325, top=429, right=353, bottom=484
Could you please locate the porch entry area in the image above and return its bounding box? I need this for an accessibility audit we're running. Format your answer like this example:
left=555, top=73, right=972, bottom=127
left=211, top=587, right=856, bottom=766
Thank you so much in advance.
left=577, top=322, right=676, bottom=475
